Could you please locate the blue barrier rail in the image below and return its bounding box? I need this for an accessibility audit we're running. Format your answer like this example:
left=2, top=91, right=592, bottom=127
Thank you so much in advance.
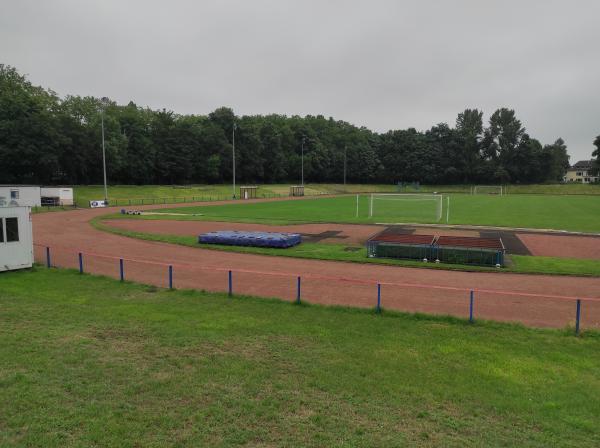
left=33, top=244, right=596, bottom=336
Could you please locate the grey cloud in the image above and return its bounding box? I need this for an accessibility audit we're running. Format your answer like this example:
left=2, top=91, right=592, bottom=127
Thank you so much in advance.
left=1, top=0, right=599, bottom=160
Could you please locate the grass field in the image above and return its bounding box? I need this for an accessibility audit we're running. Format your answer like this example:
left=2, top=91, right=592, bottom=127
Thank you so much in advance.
left=128, top=194, right=600, bottom=233
left=73, top=183, right=600, bottom=207
left=1, top=268, right=600, bottom=446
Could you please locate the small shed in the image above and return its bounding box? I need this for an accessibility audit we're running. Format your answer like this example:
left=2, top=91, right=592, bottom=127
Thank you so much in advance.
left=0, top=205, right=34, bottom=272
left=0, top=185, right=41, bottom=207
left=41, top=187, right=74, bottom=206
left=290, top=185, right=305, bottom=197
left=240, top=186, right=258, bottom=200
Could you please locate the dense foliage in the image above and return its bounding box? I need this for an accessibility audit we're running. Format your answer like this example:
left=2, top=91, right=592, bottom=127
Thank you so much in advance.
left=1, top=65, right=572, bottom=185
left=592, top=135, right=600, bottom=175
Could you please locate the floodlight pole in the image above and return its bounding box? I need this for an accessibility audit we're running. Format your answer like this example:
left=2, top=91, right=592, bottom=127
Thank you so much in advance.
left=100, top=97, right=109, bottom=203
left=232, top=122, right=236, bottom=199
left=301, top=137, right=305, bottom=186
left=343, top=144, right=347, bottom=186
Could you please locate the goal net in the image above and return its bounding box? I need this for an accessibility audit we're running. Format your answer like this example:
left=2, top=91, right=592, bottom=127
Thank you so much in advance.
left=472, top=185, right=503, bottom=195
left=369, top=194, right=443, bottom=222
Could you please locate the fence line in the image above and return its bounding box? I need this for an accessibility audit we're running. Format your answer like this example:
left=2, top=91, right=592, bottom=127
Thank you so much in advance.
left=33, top=243, right=600, bottom=303
left=108, top=193, right=287, bottom=207
left=33, top=243, right=599, bottom=332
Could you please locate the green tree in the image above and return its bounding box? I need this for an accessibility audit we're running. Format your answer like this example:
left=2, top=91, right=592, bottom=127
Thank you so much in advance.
left=592, top=135, right=600, bottom=177
left=0, top=64, right=63, bottom=183
left=541, top=138, right=570, bottom=182
left=0, top=65, right=580, bottom=187
left=482, top=108, right=526, bottom=182
left=455, top=109, right=484, bottom=181
left=118, top=102, right=155, bottom=184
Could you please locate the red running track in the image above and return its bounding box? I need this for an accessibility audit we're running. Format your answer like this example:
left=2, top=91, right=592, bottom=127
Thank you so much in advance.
left=32, top=202, right=600, bottom=329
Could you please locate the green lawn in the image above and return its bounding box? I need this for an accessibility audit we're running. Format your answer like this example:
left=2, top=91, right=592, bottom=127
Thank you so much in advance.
left=74, top=184, right=282, bottom=207
left=73, top=183, right=600, bottom=208
left=128, top=193, right=600, bottom=233
left=73, top=184, right=398, bottom=207
left=93, top=219, right=600, bottom=277
left=1, top=268, right=600, bottom=446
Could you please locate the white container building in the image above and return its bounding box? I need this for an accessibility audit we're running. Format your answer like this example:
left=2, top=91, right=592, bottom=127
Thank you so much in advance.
left=40, top=187, right=74, bottom=206
left=0, top=185, right=42, bottom=207
left=0, top=205, right=34, bottom=272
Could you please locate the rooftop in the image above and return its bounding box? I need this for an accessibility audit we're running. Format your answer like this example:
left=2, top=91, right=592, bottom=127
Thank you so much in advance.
left=569, top=160, right=594, bottom=170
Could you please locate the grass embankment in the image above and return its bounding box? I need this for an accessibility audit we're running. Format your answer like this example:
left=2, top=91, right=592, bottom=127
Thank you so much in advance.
left=74, top=184, right=283, bottom=207
left=94, top=218, right=600, bottom=277
left=1, top=268, right=599, bottom=446
left=73, top=183, right=600, bottom=208
left=73, top=184, right=397, bottom=207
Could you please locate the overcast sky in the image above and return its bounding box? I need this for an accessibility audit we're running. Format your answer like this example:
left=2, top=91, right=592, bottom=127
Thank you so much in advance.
left=1, top=0, right=599, bottom=161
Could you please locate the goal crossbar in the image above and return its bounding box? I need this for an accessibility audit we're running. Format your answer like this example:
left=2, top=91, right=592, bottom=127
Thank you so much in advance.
left=472, top=185, right=503, bottom=195
left=369, top=193, right=443, bottom=221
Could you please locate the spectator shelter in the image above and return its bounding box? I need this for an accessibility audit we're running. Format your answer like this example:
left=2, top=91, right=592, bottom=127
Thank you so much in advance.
left=290, top=185, right=305, bottom=197
left=240, top=186, right=258, bottom=200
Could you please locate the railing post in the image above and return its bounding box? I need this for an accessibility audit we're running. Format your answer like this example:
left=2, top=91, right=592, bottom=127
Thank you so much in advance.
left=296, top=276, right=301, bottom=304
left=46, top=247, right=51, bottom=268
left=469, top=290, right=474, bottom=323
left=169, top=265, right=173, bottom=289
left=376, top=283, right=381, bottom=313
left=575, top=299, right=581, bottom=335
left=119, top=258, right=124, bottom=281
left=78, top=252, right=83, bottom=274
left=228, top=270, right=232, bottom=296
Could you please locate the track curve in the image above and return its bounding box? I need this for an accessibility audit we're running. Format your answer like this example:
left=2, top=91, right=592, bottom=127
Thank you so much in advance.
left=33, top=201, right=600, bottom=329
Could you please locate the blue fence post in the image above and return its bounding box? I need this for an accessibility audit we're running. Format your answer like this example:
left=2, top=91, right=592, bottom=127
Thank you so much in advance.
left=376, top=283, right=381, bottom=313
left=228, top=270, right=232, bottom=296
left=296, top=276, right=301, bottom=304
left=46, top=247, right=51, bottom=268
left=575, top=299, right=581, bottom=335
left=168, top=265, right=173, bottom=289
left=469, top=290, right=474, bottom=323
left=78, top=252, right=83, bottom=274
left=119, top=258, right=124, bottom=281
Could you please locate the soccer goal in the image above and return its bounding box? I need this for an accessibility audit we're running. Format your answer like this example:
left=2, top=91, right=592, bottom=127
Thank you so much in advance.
left=472, top=185, right=504, bottom=195
left=369, top=194, right=443, bottom=222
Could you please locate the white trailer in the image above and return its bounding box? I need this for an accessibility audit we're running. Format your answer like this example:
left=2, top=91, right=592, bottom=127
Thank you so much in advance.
left=0, top=185, right=41, bottom=207
left=0, top=206, right=34, bottom=272
left=41, top=187, right=74, bottom=206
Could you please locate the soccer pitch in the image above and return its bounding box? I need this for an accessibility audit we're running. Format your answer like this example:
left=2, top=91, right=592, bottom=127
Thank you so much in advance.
left=142, top=193, right=600, bottom=233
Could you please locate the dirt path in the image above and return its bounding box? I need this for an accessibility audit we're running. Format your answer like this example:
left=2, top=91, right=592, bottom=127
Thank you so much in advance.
left=32, top=202, right=600, bottom=329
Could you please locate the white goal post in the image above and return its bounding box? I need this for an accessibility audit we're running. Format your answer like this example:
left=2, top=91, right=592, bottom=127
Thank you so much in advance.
left=472, top=185, right=504, bottom=195
left=369, top=193, right=443, bottom=222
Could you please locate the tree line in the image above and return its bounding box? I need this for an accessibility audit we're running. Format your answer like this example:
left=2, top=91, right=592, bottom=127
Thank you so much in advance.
left=0, top=64, right=575, bottom=186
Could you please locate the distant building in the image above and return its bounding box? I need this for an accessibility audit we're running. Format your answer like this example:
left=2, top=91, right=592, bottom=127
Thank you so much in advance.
left=0, top=185, right=42, bottom=207
left=40, top=187, right=74, bottom=206
left=0, top=185, right=74, bottom=207
left=0, top=205, right=34, bottom=272
left=564, top=160, right=599, bottom=184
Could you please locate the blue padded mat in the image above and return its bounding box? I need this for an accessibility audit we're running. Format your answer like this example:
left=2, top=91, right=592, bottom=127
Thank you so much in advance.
left=198, top=230, right=302, bottom=248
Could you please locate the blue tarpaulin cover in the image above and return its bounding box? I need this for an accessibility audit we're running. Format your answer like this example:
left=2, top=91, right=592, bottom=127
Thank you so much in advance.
left=199, top=231, right=302, bottom=248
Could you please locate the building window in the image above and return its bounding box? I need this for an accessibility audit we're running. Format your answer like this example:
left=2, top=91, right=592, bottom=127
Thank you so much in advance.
left=576, top=172, right=583, bottom=176
left=10, top=190, right=19, bottom=200
left=5, top=217, right=19, bottom=242
left=0, top=218, right=4, bottom=243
